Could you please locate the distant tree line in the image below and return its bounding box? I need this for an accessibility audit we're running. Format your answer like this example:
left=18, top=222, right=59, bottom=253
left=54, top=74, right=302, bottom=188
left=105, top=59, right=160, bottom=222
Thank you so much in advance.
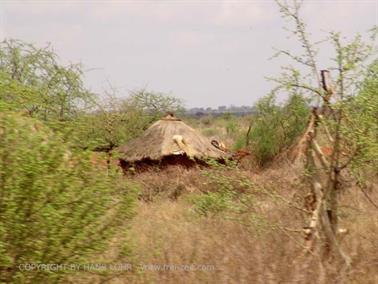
left=185, top=105, right=255, bottom=117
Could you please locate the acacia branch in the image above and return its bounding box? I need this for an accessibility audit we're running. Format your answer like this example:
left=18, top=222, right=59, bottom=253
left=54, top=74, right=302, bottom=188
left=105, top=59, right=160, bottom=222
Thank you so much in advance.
left=272, top=49, right=312, bottom=67
left=288, top=83, right=323, bottom=97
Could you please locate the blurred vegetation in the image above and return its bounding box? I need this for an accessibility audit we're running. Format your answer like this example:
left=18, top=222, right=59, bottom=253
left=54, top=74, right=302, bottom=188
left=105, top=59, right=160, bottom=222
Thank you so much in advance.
left=0, top=113, right=137, bottom=283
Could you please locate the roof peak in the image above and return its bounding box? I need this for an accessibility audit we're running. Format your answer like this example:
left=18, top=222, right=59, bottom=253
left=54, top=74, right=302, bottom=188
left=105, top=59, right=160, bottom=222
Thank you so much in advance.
left=161, top=113, right=181, bottom=121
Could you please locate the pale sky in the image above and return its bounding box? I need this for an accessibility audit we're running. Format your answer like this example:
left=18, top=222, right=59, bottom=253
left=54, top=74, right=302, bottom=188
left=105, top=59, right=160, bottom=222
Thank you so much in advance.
left=0, top=0, right=377, bottom=107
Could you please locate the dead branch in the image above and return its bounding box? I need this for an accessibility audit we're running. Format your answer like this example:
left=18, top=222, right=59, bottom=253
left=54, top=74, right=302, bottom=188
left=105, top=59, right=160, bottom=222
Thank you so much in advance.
left=359, top=186, right=378, bottom=210
left=312, top=139, right=330, bottom=169
left=318, top=114, right=334, bottom=143
left=290, top=109, right=316, bottom=163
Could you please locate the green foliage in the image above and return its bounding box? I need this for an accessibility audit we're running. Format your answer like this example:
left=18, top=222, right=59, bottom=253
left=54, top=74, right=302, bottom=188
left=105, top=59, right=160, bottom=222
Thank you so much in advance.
left=282, top=93, right=310, bottom=142
left=343, top=59, right=378, bottom=177
left=0, top=113, right=137, bottom=283
left=128, top=89, right=184, bottom=121
left=191, top=163, right=253, bottom=217
left=225, top=118, right=238, bottom=136
left=190, top=164, right=272, bottom=233
left=43, top=93, right=157, bottom=152
left=0, top=39, right=187, bottom=154
left=191, top=191, right=235, bottom=217
left=0, top=39, right=94, bottom=121
left=0, top=71, right=40, bottom=113
left=246, top=93, right=309, bottom=166
left=72, top=97, right=151, bottom=151
left=247, top=94, right=281, bottom=165
left=233, top=136, right=247, bottom=151
left=58, top=89, right=185, bottom=152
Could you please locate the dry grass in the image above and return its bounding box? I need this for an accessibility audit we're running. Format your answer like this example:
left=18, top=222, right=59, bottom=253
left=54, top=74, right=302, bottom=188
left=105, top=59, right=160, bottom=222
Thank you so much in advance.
left=123, top=199, right=300, bottom=284
left=69, top=159, right=378, bottom=283
left=119, top=166, right=204, bottom=202
left=71, top=158, right=378, bottom=284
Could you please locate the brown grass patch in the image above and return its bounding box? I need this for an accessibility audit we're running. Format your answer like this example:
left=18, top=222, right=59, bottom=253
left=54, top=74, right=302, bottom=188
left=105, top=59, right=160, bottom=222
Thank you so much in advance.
left=71, top=162, right=378, bottom=284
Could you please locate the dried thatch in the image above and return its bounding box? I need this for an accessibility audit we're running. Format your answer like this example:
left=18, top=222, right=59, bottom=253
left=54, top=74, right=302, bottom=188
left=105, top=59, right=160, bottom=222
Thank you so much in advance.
left=118, top=114, right=229, bottom=168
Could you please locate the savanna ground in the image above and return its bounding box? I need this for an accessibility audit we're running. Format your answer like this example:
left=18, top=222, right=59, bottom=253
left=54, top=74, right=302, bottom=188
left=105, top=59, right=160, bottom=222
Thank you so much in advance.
left=71, top=116, right=378, bottom=284
left=1, top=2, right=377, bottom=283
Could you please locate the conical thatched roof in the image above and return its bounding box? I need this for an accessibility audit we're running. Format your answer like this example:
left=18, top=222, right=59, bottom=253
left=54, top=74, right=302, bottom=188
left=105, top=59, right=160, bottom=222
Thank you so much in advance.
left=118, top=114, right=229, bottom=163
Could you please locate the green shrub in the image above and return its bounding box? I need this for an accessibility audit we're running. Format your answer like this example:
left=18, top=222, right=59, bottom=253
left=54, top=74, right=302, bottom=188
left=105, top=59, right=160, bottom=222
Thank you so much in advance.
left=0, top=40, right=94, bottom=121
left=225, top=119, right=238, bottom=136
left=343, top=60, right=378, bottom=178
left=190, top=163, right=254, bottom=217
left=233, top=135, right=247, bottom=151
left=0, top=113, right=137, bottom=283
left=246, top=93, right=309, bottom=166
left=189, top=164, right=271, bottom=233
left=191, top=191, right=234, bottom=217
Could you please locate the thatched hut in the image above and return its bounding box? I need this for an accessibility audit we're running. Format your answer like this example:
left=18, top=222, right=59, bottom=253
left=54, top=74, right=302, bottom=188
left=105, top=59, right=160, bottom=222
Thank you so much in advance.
left=118, top=114, right=229, bottom=171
